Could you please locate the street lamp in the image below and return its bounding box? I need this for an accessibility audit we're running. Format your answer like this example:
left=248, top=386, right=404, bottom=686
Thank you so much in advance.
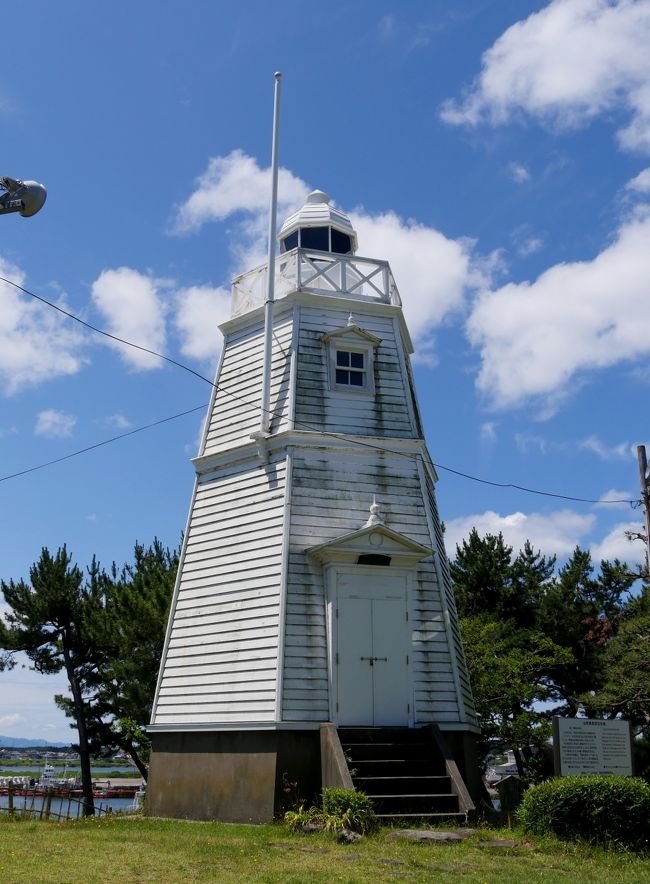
left=0, top=176, right=47, bottom=217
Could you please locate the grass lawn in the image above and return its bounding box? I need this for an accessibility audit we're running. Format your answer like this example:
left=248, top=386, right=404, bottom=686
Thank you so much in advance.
left=0, top=815, right=648, bottom=883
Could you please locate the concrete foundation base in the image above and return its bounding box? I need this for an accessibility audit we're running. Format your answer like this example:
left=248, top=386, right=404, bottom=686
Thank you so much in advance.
left=147, top=730, right=321, bottom=823
left=147, top=725, right=481, bottom=822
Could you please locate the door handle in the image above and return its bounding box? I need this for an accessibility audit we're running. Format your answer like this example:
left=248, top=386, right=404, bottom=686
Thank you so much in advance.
left=360, top=656, right=388, bottom=666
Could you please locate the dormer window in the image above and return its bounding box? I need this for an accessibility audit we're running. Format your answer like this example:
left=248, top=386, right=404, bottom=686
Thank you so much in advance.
left=322, top=321, right=381, bottom=397
left=336, top=350, right=366, bottom=387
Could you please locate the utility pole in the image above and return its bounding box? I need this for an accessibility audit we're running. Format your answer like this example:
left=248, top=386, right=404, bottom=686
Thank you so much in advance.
left=637, top=444, right=650, bottom=578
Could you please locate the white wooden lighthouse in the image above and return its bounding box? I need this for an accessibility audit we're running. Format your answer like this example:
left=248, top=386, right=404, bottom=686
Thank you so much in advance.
left=147, top=191, right=479, bottom=822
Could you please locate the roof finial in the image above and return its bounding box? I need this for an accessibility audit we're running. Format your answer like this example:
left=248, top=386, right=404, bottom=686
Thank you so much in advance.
left=364, top=495, right=384, bottom=528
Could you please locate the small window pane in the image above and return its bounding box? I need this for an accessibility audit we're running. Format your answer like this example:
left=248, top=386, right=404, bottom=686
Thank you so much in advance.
left=336, top=369, right=349, bottom=384
left=282, top=231, right=298, bottom=251
left=350, top=352, right=364, bottom=369
left=336, top=351, right=350, bottom=367
left=349, top=371, right=364, bottom=386
left=300, top=227, right=329, bottom=251
left=331, top=228, right=352, bottom=254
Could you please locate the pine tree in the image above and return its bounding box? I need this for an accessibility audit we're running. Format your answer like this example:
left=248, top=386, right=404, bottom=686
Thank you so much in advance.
left=0, top=547, right=99, bottom=815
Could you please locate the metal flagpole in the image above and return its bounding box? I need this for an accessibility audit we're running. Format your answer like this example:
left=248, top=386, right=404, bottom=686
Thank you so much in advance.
left=259, top=72, right=282, bottom=436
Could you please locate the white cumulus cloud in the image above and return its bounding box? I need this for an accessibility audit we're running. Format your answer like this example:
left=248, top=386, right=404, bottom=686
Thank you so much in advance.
left=171, top=149, right=309, bottom=238
left=441, top=0, right=650, bottom=153
left=467, top=212, right=650, bottom=410
left=174, top=285, right=231, bottom=365
left=34, top=409, right=77, bottom=438
left=0, top=260, right=86, bottom=395
left=627, top=166, right=650, bottom=193
left=590, top=520, right=647, bottom=562
left=91, top=267, right=168, bottom=371
left=351, top=210, right=479, bottom=359
left=595, top=488, right=633, bottom=508
left=444, top=508, right=596, bottom=559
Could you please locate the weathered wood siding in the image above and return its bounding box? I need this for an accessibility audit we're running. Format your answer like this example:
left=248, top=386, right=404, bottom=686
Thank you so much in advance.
left=423, top=470, right=478, bottom=728
left=294, top=306, right=416, bottom=438
left=203, top=311, right=293, bottom=456
left=153, top=454, right=287, bottom=726
left=281, top=448, right=467, bottom=727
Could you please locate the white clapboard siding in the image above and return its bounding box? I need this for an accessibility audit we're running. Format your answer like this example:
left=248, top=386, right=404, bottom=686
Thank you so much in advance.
left=152, top=454, right=287, bottom=726
left=423, top=470, right=478, bottom=728
left=281, top=448, right=465, bottom=726
left=294, top=306, right=416, bottom=438
left=203, top=313, right=293, bottom=456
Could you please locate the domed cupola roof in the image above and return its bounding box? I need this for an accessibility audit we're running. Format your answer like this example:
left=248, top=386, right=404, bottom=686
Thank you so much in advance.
left=278, top=190, right=358, bottom=255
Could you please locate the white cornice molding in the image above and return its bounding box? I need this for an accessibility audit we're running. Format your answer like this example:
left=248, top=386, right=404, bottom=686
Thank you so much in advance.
left=193, top=430, right=431, bottom=476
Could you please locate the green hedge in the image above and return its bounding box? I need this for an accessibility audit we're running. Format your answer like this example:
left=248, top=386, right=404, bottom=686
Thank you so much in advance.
left=517, top=775, right=650, bottom=852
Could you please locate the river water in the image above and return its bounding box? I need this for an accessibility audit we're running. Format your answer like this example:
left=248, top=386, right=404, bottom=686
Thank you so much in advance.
left=0, top=793, right=139, bottom=817
left=0, top=765, right=139, bottom=775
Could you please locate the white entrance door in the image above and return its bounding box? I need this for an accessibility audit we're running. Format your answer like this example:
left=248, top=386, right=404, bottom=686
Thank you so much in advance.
left=335, top=571, right=409, bottom=726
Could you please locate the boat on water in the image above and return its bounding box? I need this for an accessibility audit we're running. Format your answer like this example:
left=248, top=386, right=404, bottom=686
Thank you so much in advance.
left=0, top=760, right=140, bottom=799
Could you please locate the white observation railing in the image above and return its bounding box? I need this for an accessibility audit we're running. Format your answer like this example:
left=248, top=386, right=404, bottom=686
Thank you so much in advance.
left=231, top=248, right=402, bottom=317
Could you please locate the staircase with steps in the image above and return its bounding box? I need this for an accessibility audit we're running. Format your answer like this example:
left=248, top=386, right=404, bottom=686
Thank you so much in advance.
left=338, top=726, right=468, bottom=822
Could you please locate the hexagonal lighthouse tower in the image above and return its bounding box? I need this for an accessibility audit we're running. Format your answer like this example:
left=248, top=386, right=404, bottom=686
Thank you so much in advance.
left=147, top=191, right=480, bottom=822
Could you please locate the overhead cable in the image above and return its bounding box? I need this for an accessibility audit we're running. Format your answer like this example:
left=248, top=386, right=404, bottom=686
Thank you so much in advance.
left=0, top=275, right=639, bottom=506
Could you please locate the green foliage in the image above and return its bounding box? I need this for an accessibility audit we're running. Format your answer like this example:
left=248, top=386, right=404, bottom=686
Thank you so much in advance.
left=589, top=588, right=650, bottom=731
left=451, top=532, right=637, bottom=769
left=320, top=787, right=378, bottom=834
left=0, top=546, right=100, bottom=814
left=518, top=775, right=650, bottom=852
left=58, top=538, right=178, bottom=778
left=461, top=614, right=571, bottom=757
left=284, top=788, right=378, bottom=835
left=283, top=804, right=322, bottom=832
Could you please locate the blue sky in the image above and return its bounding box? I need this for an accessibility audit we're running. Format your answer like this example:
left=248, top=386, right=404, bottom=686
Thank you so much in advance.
left=1, top=0, right=649, bottom=742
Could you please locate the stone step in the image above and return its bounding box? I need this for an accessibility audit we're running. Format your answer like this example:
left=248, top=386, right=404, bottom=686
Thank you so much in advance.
left=355, top=775, right=452, bottom=795
left=369, top=793, right=460, bottom=815
left=348, top=759, right=444, bottom=777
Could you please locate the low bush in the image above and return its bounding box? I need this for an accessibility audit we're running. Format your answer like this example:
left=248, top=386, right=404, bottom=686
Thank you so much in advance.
left=321, top=787, right=378, bottom=834
left=284, top=787, right=378, bottom=835
left=517, top=775, right=650, bottom=852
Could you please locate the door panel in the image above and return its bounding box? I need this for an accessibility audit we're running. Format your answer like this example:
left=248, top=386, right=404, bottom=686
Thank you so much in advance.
left=338, top=596, right=373, bottom=725
left=335, top=571, right=409, bottom=726
left=372, top=597, right=409, bottom=725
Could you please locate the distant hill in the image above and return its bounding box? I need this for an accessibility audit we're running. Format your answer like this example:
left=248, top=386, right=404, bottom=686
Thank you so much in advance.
left=0, top=735, right=69, bottom=748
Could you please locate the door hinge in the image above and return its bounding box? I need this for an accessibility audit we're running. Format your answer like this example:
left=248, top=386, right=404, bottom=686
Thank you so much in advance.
left=335, top=652, right=339, bottom=665
left=336, top=702, right=339, bottom=711
left=407, top=703, right=410, bottom=713
left=335, top=607, right=338, bottom=619
left=406, top=655, right=409, bottom=665
left=406, top=611, right=409, bottom=621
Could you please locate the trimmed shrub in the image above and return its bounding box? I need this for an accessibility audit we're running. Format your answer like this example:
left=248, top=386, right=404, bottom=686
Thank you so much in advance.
left=517, top=775, right=650, bottom=852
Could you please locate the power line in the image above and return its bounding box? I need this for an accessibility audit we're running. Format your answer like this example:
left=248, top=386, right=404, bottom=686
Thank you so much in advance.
left=1, top=274, right=639, bottom=506
left=0, top=405, right=207, bottom=483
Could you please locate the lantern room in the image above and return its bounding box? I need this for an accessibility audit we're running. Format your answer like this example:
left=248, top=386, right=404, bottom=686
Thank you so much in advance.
left=279, top=189, right=357, bottom=255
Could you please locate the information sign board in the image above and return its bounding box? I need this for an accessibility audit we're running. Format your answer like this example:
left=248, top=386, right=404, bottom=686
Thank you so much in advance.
left=553, top=718, right=633, bottom=776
